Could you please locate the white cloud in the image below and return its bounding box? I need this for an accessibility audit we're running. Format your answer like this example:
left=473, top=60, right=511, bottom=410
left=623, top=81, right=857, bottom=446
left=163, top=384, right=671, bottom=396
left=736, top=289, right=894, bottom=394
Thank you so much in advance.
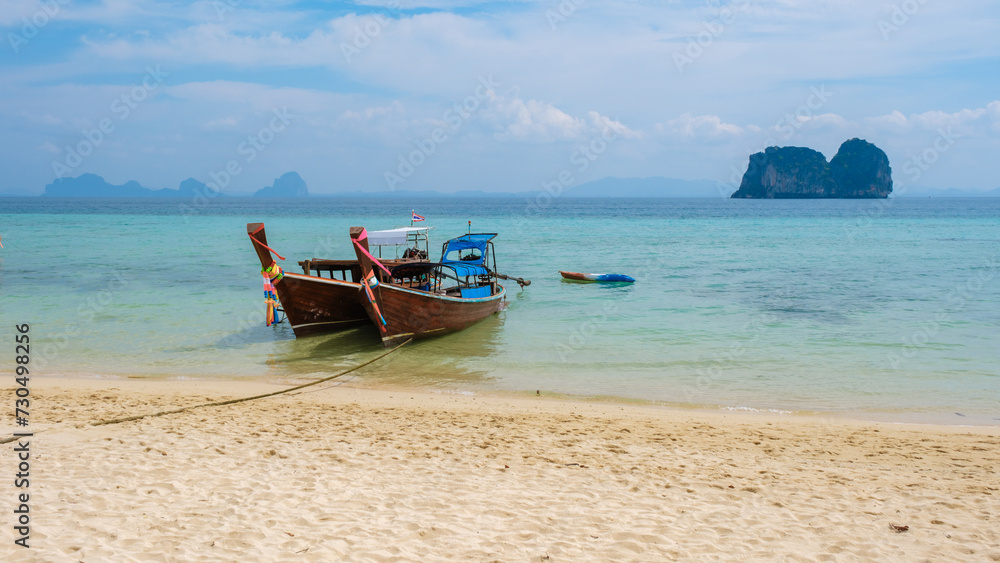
left=165, top=81, right=343, bottom=113
left=782, top=112, right=849, bottom=130
left=864, top=103, right=1000, bottom=137
left=337, top=101, right=405, bottom=123
left=0, top=0, right=44, bottom=26
left=2, top=0, right=167, bottom=28
left=203, top=116, right=239, bottom=129
left=17, top=111, right=63, bottom=126
left=866, top=110, right=908, bottom=129
left=587, top=111, right=642, bottom=139
left=479, top=93, right=642, bottom=144
left=37, top=141, right=61, bottom=154
left=657, top=102, right=1000, bottom=147
left=487, top=96, right=585, bottom=143
left=661, top=113, right=744, bottom=138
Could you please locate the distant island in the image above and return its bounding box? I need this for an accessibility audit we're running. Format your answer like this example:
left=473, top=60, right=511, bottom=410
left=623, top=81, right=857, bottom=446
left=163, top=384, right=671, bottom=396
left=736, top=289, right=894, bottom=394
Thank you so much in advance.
left=253, top=172, right=309, bottom=197
left=43, top=174, right=213, bottom=198
left=42, top=172, right=309, bottom=197
left=731, top=138, right=892, bottom=199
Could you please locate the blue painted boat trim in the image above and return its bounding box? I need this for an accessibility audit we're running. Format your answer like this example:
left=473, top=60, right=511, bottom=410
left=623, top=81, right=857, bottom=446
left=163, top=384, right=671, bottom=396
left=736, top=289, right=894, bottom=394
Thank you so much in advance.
left=382, top=283, right=507, bottom=303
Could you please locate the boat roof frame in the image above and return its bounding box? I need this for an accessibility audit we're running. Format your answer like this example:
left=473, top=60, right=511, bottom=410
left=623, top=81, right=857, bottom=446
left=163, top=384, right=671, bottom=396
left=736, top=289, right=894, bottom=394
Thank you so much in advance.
left=368, top=226, right=434, bottom=246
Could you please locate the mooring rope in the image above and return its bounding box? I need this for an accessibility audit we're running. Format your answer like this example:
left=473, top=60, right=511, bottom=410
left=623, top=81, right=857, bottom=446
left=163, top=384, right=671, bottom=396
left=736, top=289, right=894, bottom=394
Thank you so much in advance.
left=0, top=339, right=411, bottom=443
left=91, top=338, right=412, bottom=427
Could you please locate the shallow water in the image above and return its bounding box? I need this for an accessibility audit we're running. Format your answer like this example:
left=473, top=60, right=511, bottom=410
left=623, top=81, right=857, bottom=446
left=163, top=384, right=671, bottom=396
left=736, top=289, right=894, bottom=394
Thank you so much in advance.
left=2, top=196, right=998, bottom=424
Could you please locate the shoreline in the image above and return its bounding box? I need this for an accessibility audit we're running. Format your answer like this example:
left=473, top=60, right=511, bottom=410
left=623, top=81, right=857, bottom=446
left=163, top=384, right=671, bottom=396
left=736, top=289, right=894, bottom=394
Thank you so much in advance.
left=27, top=371, right=1000, bottom=428
left=21, top=375, right=1000, bottom=435
left=4, top=376, right=998, bottom=560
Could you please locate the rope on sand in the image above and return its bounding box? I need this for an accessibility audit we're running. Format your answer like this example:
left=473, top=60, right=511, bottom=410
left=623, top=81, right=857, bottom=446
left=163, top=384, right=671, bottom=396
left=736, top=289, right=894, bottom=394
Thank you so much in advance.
left=91, top=338, right=412, bottom=427
left=0, top=339, right=411, bottom=443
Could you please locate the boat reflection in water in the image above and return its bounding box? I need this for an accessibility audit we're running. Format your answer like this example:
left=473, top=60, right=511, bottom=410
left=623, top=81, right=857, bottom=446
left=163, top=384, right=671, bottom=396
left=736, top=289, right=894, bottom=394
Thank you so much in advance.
left=262, top=314, right=507, bottom=389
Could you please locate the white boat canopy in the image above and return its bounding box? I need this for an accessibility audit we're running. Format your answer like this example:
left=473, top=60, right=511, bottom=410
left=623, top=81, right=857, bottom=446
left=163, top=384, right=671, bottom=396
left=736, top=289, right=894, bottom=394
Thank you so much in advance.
left=368, top=227, right=432, bottom=246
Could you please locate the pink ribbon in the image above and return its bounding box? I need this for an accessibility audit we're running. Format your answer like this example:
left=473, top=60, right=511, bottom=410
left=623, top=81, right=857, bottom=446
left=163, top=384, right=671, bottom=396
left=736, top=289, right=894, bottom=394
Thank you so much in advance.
left=352, top=229, right=393, bottom=277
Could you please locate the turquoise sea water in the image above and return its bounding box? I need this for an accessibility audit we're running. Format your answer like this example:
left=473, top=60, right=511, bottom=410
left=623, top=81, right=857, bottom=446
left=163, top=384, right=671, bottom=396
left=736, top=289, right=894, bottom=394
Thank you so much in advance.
left=2, top=197, right=998, bottom=425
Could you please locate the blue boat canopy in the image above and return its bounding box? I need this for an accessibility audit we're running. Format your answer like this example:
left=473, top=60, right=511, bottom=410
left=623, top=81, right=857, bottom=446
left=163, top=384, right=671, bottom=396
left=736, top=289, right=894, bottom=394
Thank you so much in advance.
left=390, top=261, right=489, bottom=280
left=448, top=263, right=489, bottom=278
left=441, top=233, right=497, bottom=267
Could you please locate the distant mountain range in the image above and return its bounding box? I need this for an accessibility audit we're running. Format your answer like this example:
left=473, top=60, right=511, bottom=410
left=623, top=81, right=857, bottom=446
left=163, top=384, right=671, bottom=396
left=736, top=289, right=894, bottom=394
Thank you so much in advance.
left=15, top=172, right=999, bottom=198
left=40, top=172, right=310, bottom=197
left=43, top=174, right=213, bottom=198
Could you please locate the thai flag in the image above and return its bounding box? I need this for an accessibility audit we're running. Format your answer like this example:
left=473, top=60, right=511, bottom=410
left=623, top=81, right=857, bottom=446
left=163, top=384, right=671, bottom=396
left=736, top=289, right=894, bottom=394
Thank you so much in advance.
left=412, top=212, right=425, bottom=222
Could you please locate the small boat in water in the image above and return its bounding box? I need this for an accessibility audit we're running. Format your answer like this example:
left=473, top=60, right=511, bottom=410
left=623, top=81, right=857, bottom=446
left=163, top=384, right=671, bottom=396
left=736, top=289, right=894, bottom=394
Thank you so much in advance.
left=351, top=226, right=520, bottom=347
left=559, top=271, right=635, bottom=283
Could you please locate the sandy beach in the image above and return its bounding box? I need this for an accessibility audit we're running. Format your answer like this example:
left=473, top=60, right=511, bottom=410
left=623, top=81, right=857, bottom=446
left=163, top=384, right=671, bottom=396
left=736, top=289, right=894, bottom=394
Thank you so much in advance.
left=3, top=377, right=998, bottom=562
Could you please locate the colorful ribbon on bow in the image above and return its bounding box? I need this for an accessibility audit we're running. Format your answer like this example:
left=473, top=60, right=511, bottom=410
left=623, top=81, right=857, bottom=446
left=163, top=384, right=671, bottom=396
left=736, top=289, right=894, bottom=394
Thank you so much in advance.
left=362, top=272, right=387, bottom=333
left=352, top=229, right=393, bottom=278
left=262, top=262, right=284, bottom=326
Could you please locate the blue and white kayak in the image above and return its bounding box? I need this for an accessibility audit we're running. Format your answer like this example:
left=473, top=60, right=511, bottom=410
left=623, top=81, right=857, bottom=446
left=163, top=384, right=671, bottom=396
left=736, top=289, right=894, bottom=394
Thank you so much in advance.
left=559, top=271, right=635, bottom=283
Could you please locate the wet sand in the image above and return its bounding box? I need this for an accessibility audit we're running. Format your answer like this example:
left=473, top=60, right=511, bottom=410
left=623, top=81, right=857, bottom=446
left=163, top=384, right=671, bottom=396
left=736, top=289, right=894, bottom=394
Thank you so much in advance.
left=3, top=377, right=999, bottom=561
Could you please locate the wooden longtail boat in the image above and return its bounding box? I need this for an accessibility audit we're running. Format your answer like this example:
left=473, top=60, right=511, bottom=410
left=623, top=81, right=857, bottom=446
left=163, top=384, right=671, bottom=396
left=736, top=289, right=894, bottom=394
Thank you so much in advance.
left=350, top=226, right=509, bottom=347
left=246, top=222, right=431, bottom=337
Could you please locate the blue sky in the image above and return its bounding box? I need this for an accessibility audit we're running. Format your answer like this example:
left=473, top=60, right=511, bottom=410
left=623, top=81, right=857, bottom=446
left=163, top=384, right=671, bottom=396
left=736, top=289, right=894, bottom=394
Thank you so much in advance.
left=1, top=0, right=999, bottom=195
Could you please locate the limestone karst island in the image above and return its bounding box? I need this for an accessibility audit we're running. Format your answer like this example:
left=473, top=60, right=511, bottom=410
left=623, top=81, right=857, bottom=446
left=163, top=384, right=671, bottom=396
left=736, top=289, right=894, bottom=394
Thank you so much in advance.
left=732, top=138, right=892, bottom=198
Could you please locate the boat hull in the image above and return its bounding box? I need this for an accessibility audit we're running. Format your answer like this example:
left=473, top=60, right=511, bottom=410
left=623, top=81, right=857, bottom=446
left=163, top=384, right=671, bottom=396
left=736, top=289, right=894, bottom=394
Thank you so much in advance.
left=273, top=273, right=370, bottom=337
left=248, top=223, right=369, bottom=337
left=361, top=283, right=507, bottom=347
left=349, top=225, right=509, bottom=347
left=559, top=271, right=636, bottom=283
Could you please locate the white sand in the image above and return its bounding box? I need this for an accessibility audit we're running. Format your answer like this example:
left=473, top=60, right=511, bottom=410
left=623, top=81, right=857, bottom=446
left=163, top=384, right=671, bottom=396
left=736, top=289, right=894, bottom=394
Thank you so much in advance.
left=3, top=378, right=998, bottom=562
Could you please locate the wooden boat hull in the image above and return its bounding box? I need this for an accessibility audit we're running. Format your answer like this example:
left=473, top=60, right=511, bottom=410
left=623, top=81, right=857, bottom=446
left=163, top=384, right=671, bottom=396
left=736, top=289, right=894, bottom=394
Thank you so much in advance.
left=350, top=226, right=507, bottom=347
left=270, top=273, right=371, bottom=337
left=248, top=223, right=369, bottom=337
left=360, top=282, right=507, bottom=347
left=559, top=271, right=635, bottom=283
